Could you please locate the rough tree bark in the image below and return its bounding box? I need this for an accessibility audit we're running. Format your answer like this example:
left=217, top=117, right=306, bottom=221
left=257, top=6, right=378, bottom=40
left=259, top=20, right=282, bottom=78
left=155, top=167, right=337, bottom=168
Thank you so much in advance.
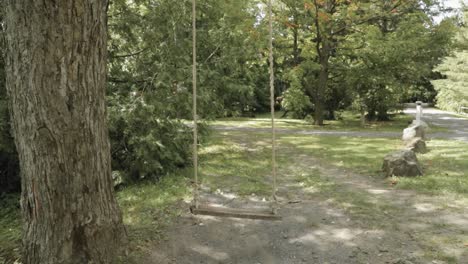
left=4, top=1, right=127, bottom=263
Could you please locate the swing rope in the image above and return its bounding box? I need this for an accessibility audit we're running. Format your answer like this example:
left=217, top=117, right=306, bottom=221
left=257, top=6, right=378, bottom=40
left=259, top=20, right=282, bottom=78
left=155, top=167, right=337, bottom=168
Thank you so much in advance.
left=268, top=0, right=278, bottom=213
left=192, top=0, right=199, bottom=209
left=192, top=0, right=277, bottom=213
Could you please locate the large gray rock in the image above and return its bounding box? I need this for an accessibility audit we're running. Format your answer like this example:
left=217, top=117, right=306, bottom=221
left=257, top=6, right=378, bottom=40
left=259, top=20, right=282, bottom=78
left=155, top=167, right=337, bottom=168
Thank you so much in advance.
left=405, top=137, right=428, bottom=154
left=402, top=124, right=426, bottom=141
left=382, top=150, right=423, bottom=177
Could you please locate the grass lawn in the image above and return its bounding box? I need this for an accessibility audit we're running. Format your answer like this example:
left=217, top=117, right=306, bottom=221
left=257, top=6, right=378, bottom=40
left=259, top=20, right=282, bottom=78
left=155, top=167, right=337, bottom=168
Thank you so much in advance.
left=0, top=173, right=192, bottom=264
left=1, top=123, right=466, bottom=263
left=116, top=172, right=191, bottom=263
left=278, top=134, right=468, bottom=197
left=199, top=133, right=274, bottom=197
left=202, top=130, right=468, bottom=198
left=209, top=111, right=448, bottom=133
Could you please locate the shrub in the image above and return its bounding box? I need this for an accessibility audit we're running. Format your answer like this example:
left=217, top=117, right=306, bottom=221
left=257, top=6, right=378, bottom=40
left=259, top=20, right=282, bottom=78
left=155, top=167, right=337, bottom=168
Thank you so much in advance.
left=108, top=101, right=195, bottom=184
left=281, top=69, right=312, bottom=119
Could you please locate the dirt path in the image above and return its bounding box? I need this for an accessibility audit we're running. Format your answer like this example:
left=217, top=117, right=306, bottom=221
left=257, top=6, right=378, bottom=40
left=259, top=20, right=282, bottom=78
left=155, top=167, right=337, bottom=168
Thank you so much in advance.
left=147, top=137, right=468, bottom=264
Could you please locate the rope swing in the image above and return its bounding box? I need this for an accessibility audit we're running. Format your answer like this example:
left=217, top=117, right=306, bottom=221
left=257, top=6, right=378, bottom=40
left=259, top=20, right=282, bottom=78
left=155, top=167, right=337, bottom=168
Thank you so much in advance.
left=192, top=0, right=199, bottom=210
left=268, top=0, right=278, bottom=214
left=190, top=0, right=280, bottom=220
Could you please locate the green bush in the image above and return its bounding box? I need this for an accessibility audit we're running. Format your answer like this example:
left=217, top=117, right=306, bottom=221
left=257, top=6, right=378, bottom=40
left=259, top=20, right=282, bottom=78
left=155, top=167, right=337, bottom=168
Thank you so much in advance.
left=108, top=101, right=195, bottom=184
left=281, top=69, right=312, bottom=119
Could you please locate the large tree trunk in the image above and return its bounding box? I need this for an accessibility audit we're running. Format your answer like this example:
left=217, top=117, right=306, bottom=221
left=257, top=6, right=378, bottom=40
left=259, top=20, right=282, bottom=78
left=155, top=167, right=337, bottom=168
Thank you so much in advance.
left=4, top=1, right=127, bottom=263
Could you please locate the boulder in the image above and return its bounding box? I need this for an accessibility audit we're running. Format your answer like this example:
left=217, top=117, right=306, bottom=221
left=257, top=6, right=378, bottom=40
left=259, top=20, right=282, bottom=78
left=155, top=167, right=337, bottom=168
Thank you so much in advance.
left=405, top=137, right=428, bottom=154
left=382, top=150, right=423, bottom=177
left=402, top=124, right=426, bottom=141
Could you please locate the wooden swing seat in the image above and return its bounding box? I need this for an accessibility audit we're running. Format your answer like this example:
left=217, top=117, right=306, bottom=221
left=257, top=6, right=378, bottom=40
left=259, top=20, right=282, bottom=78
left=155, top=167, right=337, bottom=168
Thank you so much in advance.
left=190, top=205, right=281, bottom=221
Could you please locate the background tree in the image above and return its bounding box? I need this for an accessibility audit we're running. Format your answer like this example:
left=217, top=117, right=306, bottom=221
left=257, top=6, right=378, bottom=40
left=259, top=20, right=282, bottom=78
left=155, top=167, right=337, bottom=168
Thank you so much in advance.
left=4, top=1, right=127, bottom=263
left=433, top=7, right=468, bottom=112
left=108, top=0, right=269, bottom=118
left=277, top=0, right=454, bottom=123
left=343, top=7, right=454, bottom=121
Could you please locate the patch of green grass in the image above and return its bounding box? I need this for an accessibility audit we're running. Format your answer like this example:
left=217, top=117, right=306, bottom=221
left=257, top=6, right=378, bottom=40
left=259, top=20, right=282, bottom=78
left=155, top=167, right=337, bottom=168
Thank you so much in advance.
left=397, top=140, right=468, bottom=196
left=294, top=136, right=468, bottom=197
left=215, top=130, right=467, bottom=197
left=199, top=133, right=273, bottom=196
left=423, top=248, right=458, bottom=264
left=210, top=111, right=449, bottom=132
left=116, top=171, right=191, bottom=262
left=202, top=131, right=403, bottom=222
left=0, top=171, right=192, bottom=264
left=287, top=153, right=401, bottom=227
left=280, top=135, right=401, bottom=174
left=0, top=194, right=21, bottom=264
left=279, top=134, right=468, bottom=197
left=294, top=169, right=336, bottom=194
left=422, top=233, right=467, bottom=263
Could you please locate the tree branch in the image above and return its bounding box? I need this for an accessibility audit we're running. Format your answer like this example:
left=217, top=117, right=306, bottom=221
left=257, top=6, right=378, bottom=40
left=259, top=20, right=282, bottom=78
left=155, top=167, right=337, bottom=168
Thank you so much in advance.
left=203, top=46, right=221, bottom=64
left=111, top=48, right=148, bottom=59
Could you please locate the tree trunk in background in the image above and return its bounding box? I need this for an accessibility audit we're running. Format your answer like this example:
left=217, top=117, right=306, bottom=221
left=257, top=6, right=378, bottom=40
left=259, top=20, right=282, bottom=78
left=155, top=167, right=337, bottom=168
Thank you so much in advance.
left=314, top=40, right=330, bottom=126
left=367, top=109, right=377, bottom=121
left=4, top=1, right=127, bottom=263
left=360, top=108, right=366, bottom=126
left=309, top=0, right=334, bottom=126
left=292, top=18, right=300, bottom=66
left=377, top=106, right=390, bottom=121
